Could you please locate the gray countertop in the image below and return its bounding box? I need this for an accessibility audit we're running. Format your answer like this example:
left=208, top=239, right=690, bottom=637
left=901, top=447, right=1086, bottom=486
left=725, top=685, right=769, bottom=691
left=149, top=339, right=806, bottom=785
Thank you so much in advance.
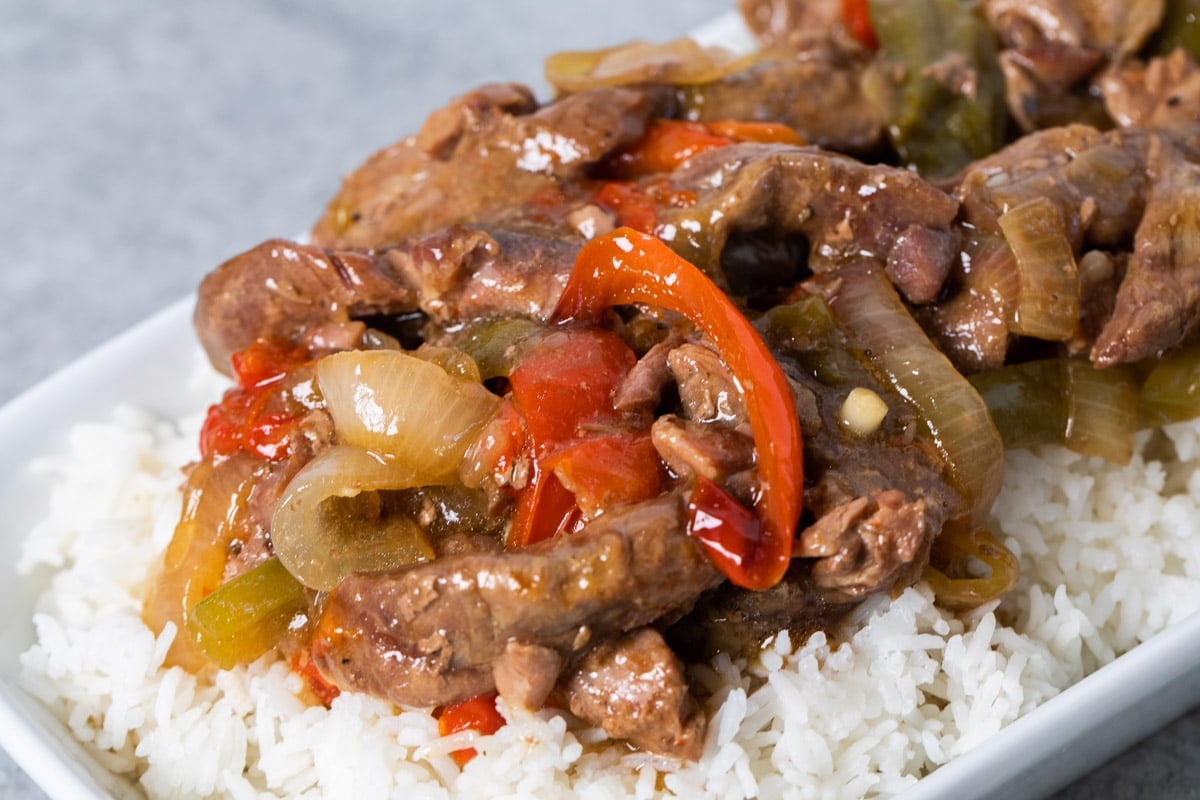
left=2, top=2, right=1199, bottom=798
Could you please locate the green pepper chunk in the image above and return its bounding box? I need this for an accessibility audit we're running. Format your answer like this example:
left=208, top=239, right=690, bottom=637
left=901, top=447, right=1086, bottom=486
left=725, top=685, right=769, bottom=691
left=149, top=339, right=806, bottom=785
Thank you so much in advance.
left=866, top=0, right=1006, bottom=177
left=760, top=295, right=872, bottom=387
left=457, top=318, right=541, bottom=380
left=971, top=357, right=1143, bottom=463
left=968, top=360, right=1066, bottom=451
left=1149, top=0, right=1200, bottom=58
left=1140, top=342, right=1200, bottom=424
left=187, top=557, right=309, bottom=670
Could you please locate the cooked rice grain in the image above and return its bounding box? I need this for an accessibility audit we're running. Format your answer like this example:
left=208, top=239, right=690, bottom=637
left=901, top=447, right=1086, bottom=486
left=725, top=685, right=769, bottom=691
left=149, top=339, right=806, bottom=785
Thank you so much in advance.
left=16, top=381, right=1200, bottom=799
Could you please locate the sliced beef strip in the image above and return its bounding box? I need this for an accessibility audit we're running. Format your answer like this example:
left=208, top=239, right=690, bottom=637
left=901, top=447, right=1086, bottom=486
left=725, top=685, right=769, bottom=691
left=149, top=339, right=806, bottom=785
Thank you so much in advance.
left=799, top=489, right=929, bottom=599
left=998, top=44, right=1111, bottom=132
left=982, top=0, right=1163, bottom=57
left=651, top=414, right=756, bottom=484
left=678, top=43, right=885, bottom=154
left=612, top=333, right=683, bottom=413
left=668, top=342, right=748, bottom=425
left=1093, top=136, right=1200, bottom=364
left=886, top=225, right=961, bottom=305
left=312, top=494, right=723, bottom=710
left=563, top=627, right=706, bottom=761
left=492, top=641, right=562, bottom=712
left=657, top=143, right=959, bottom=296
left=311, top=83, right=661, bottom=249
left=983, top=0, right=1164, bottom=133
left=1099, top=49, right=1200, bottom=131
left=194, top=227, right=579, bottom=375
left=928, top=124, right=1152, bottom=371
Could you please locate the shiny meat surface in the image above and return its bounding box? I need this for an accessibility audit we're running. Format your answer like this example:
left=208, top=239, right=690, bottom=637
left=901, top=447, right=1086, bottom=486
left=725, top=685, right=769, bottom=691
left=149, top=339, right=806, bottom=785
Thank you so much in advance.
left=563, top=627, right=706, bottom=760
left=194, top=227, right=579, bottom=373
left=311, top=84, right=661, bottom=249
left=312, top=495, right=722, bottom=709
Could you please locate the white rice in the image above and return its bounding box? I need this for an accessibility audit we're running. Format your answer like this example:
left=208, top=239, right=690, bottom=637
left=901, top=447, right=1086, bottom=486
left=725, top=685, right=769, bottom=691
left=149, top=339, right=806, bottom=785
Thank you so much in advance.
left=17, top=361, right=1200, bottom=799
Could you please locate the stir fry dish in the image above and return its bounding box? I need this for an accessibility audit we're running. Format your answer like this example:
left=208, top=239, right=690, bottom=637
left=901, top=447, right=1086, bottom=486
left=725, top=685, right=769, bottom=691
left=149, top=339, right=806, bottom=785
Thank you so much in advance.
left=142, top=0, right=1200, bottom=761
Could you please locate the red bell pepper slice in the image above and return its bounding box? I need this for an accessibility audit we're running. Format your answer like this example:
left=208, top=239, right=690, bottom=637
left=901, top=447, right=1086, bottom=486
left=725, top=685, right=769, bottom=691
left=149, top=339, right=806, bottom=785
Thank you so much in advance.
left=604, top=119, right=804, bottom=180
left=435, top=692, right=506, bottom=766
left=842, top=0, right=879, bottom=50
left=505, top=327, right=648, bottom=548
left=551, top=228, right=804, bottom=590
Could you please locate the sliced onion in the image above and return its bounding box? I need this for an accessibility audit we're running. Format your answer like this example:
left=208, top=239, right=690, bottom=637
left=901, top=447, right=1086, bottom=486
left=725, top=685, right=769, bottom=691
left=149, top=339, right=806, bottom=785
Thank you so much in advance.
left=414, top=343, right=483, bottom=382
left=271, top=445, right=439, bottom=590
left=1064, top=358, right=1139, bottom=465
left=545, top=37, right=751, bottom=93
left=142, top=454, right=265, bottom=670
left=997, top=196, right=1081, bottom=342
left=317, top=349, right=500, bottom=479
left=923, top=526, right=1019, bottom=611
left=826, top=262, right=1005, bottom=527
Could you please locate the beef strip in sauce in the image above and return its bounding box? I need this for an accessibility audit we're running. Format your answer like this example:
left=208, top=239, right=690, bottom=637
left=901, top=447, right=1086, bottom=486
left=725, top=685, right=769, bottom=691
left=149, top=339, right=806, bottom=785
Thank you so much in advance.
left=169, top=1, right=1200, bottom=759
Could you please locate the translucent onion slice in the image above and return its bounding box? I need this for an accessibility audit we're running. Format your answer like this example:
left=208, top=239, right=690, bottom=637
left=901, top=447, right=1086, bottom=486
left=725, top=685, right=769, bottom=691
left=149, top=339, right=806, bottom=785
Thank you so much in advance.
left=271, top=445, right=439, bottom=591
left=545, top=37, right=752, bottom=93
left=142, top=453, right=264, bottom=670
left=317, top=349, right=500, bottom=479
left=997, top=196, right=1081, bottom=342
left=923, top=526, right=1019, bottom=611
left=826, top=263, right=1005, bottom=527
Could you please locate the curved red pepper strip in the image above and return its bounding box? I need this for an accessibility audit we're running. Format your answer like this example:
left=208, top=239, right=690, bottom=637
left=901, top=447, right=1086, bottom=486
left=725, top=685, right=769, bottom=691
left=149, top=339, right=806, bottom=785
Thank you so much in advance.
left=550, top=228, right=804, bottom=590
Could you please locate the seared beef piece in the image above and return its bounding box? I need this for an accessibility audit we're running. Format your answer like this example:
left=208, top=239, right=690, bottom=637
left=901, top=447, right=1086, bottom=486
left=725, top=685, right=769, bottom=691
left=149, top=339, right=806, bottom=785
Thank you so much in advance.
left=669, top=562, right=852, bottom=660
left=658, top=143, right=959, bottom=293
left=886, top=226, right=961, bottom=305
left=982, top=0, right=1163, bottom=132
left=670, top=307, right=955, bottom=659
left=982, top=0, right=1163, bottom=57
left=194, top=227, right=579, bottom=374
left=1100, top=49, right=1200, bottom=130
left=493, top=641, right=562, bottom=711
left=613, top=334, right=683, bottom=413
left=998, top=44, right=1110, bottom=132
left=651, top=414, right=755, bottom=483
left=738, top=0, right=842, bottom=49
left=797, top=489, right=928, bottom=600
left=563, top=627, right=707, bottom=760
left=928, top=125, right=1151, bottom=371
left=311, top=83, right=660, bottom=249
left=669, top=343, right=748, bottom=425
left=1094, top=136, right=1200, bottom=364
left=313, top=494, right=722, bottom=710
left=681, top=45, right=885, bottom=154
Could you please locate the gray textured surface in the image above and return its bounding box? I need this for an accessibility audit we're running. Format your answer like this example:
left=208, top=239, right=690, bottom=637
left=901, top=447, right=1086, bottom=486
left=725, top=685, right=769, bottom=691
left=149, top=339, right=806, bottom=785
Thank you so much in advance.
left=2, top=2, right=1199, bottom=798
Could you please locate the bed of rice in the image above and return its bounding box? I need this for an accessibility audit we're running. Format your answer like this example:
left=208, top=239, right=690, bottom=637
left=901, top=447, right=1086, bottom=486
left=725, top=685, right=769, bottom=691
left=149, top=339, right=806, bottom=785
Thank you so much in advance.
left=15, top=361, right=1200, bottom=799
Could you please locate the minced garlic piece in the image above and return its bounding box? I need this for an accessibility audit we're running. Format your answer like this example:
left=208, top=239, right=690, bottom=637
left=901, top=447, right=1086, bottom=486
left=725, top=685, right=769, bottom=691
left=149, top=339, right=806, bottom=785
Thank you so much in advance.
left=839, top=387, right=889, bottom=436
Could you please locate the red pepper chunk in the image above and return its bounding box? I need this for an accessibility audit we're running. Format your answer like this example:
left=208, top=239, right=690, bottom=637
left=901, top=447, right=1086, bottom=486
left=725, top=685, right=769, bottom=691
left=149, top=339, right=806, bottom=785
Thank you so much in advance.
left=436, top=692, right=506, bottom=766
left=551, top=228, right=804, bottom=590
left=200, top=338, right=311, bottom=462
left=604, top=119, right=804, bottom=179
left=841, top=0, right=879, bottom=50
left=593, top=179, right=699, bottom=235
left=505, top=328, right=645, bottom=548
